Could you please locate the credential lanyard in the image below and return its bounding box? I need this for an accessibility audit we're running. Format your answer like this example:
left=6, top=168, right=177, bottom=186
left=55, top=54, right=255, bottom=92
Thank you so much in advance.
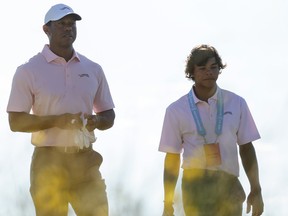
left=188, top=89, right=224, bottom=138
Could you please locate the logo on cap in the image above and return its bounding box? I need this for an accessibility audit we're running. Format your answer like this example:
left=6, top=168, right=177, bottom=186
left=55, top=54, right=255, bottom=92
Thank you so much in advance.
left=60, top=6, right=71, bottom=11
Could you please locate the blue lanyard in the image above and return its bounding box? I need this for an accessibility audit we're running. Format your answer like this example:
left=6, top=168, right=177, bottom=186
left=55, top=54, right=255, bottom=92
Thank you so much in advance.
left=188, top=89, right=224, bottom=137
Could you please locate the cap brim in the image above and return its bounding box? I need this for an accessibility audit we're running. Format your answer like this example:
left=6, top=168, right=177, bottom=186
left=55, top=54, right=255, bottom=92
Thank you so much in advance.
left=45, top=13, right=81, bottom=24
left=68, top=13, right=82, bottom=21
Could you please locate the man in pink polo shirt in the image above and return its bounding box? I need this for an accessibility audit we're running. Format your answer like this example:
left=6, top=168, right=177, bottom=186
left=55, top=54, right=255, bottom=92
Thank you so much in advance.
left=7, top=4, right=115, bottom=216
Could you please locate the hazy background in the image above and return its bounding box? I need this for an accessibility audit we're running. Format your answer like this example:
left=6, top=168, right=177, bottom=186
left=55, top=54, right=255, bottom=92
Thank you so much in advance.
left=1, top=0, right=287, bottom=215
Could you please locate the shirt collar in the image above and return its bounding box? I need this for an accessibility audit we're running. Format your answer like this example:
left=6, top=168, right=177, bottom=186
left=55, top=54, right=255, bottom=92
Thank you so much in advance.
left=41, top=44, right=81, bottom=63
left=191, top=85, right=220, bottom=103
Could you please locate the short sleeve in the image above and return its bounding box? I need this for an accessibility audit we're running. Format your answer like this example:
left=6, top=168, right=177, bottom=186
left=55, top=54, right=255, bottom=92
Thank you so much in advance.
left=7, top=66, right=34, bottom=113
left=237, top=98, right=260, bottom=145
left=93, top=66, right=115, bottom=113
left=158, top=106, right=183, bottom=153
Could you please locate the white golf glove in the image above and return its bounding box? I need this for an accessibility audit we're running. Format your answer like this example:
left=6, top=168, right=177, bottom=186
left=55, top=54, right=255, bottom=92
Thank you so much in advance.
left=74, top=117, right=96, bottom=149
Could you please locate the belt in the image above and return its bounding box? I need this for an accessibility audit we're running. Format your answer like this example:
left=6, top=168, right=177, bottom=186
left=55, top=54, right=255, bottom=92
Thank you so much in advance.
left=37, top=145, right=93, bottom=154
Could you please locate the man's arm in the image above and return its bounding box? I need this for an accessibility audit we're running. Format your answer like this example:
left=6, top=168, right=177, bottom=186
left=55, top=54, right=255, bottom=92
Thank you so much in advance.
left=162, top=153, right=180, bottom=216
left=239, top=142, right=264, bottom=216
left=8, top=111, right=83, bottom=132
left=85, top=109, right=115, bottom=131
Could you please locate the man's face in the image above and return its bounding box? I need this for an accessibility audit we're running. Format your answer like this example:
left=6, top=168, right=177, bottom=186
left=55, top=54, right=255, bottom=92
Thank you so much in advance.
left=45, top=15, right=77, bottom=48
left=193, top=57, right=220, bottom=89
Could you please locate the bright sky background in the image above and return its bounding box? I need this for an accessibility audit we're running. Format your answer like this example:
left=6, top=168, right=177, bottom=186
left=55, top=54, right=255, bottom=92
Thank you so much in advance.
left=1, top=0, right=287, bottom=215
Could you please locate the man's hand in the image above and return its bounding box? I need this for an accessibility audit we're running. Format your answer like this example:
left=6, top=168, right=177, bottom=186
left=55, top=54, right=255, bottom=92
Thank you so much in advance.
left=84, top=109, right=115, bottom=131
left=246, top=190, right=264, bottom=216
left=56, top=112, right=83, bottom=129
left=85, top=115, right=99, bottom=131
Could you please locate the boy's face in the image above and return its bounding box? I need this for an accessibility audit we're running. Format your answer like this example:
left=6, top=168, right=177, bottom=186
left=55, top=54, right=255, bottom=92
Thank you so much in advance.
left=193, top=57, right=220, bottom=89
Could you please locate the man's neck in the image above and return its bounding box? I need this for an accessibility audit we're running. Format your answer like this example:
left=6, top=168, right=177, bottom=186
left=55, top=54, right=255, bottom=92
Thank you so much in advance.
left=193, top=85, right=217, bottom=102
left=49, top=45, right=74, bottom=62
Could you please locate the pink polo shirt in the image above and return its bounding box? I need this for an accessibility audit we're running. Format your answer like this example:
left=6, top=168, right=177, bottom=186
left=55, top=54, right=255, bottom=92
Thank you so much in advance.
left=7, top=45, right=115, bottom=147
left=158, top=87, right=260, bottom=177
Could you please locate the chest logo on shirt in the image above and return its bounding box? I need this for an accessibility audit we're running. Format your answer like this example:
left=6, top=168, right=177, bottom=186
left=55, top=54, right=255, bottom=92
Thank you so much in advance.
left=223, top=111, right=232, bottom=115
left=78, top=74, right=90, bottom=78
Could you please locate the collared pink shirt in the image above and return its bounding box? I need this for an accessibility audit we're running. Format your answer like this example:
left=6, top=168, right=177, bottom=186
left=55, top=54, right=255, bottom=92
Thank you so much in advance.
left=158, top=87, right=260, bottom=177
left=7, top=45, right=115, bottom=147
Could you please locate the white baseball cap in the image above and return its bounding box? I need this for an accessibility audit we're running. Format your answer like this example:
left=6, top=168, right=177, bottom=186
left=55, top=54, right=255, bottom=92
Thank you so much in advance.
left=44, top=4, right=81, bottom=24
